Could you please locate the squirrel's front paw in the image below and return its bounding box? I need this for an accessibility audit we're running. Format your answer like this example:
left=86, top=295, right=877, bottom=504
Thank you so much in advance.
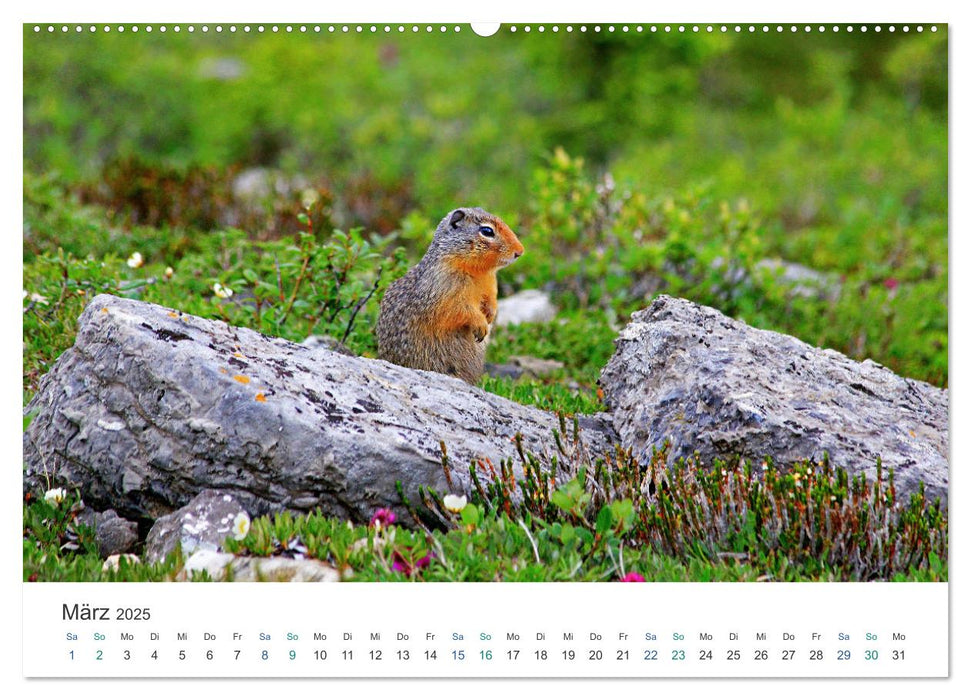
left=470, top=321, right=489, bottom=343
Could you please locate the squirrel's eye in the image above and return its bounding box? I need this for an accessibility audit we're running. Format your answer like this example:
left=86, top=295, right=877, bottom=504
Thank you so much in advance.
left=478, top=226, right=495, bottom=238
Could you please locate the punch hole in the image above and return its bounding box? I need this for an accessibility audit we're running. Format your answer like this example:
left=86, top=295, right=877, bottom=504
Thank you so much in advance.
left=471, top=22, right=502, bottom=36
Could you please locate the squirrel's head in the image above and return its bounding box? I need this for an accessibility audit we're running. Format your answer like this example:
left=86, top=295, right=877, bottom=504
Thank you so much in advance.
left=431, top=207, right=524, bottom=276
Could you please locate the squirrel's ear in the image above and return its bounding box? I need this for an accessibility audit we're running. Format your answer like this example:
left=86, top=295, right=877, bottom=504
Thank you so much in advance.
left=449, top=209, right=466, bottom=228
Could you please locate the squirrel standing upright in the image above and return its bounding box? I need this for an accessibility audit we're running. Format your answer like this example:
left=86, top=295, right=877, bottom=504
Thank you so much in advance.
left=377, top=207, right=524, bottom=384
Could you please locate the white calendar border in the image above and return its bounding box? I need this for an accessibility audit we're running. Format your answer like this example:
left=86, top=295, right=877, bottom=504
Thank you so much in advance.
left=7, top=0, right=963, bottom=695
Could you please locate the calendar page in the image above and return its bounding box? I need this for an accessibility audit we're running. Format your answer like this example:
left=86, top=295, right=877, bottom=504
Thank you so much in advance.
left=19, top=6, right=953, bottom=691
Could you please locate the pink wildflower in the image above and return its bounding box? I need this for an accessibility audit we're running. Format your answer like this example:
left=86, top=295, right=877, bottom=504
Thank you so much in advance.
left=392, top=550, right=434, bottom=576
left=370, top=508, right=397, bottom=528
left=621, top=571, right=646, bottom=582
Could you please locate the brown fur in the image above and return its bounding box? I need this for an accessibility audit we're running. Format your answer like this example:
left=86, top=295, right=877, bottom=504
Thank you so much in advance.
left=376, top=207, right=524, bottom=383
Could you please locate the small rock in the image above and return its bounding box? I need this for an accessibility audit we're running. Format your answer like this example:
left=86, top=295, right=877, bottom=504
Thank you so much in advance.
left=756, top=258, right=841, bottom=301
left=77, top=508, right=139, bottom=558
left=495, top=290, right=557, bottom=326
left=102, top=553, right=141, bottom=572
left=484, top=356, right=565, bottom=380
left=232, top=167, right=273, bottom=202
left=484, top=362, right=525, bottom=380
left=144, top=490, right=250, bottom=564
left=179, top=550, right=340, bottom=582
left=198, top=57, right=245, bottom=81
left=507, top=355, right=565, bottom=378
left=232, top=168, right=310, bottom=204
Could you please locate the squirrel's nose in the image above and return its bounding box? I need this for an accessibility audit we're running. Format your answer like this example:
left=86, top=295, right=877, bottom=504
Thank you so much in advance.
left=514, top=251, right=522, bottom=259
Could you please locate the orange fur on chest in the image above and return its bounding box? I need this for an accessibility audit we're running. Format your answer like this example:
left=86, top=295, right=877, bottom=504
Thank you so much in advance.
left=422, top=266, right=497, bottom=336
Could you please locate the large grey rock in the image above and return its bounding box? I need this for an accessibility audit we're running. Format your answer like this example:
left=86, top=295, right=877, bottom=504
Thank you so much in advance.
left=23, top=295, right=617, bottom=526
left=144, top=490, right=249, bottom=563
left=600, top=295, right=948, bottom=504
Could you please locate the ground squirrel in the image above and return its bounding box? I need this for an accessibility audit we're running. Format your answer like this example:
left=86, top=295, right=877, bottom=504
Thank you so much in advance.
left=377, top=207, right=524, bottom=383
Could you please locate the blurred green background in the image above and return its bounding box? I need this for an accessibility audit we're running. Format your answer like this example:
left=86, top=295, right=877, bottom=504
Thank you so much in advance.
left=23, top=25, right=948, bottom=403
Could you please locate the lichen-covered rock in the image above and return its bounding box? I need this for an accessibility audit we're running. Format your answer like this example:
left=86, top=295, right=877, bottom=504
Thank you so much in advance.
left=23, top=295, right=617, bottom=526
left=144, top=490, right=249, bottom=563
left=600, top=295, right=948, bottom=504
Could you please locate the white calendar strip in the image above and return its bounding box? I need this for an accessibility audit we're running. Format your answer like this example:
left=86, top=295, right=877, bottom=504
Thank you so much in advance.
left=23, top=582, right=948, bottom=678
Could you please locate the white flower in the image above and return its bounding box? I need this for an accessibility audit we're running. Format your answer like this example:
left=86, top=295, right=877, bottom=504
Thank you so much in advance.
left=127, top=252, right=144, bottom=269
left=44, top=488, right=67, bottom=505
left=443, top=494, right=468, bottom=513
left=28, top=292, right=49, bottom=305
left=231, top=512, right=251, bottom=540
left=213, top=282, right=234, bottom=299
left=164, top=266, right=174, bottom=280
